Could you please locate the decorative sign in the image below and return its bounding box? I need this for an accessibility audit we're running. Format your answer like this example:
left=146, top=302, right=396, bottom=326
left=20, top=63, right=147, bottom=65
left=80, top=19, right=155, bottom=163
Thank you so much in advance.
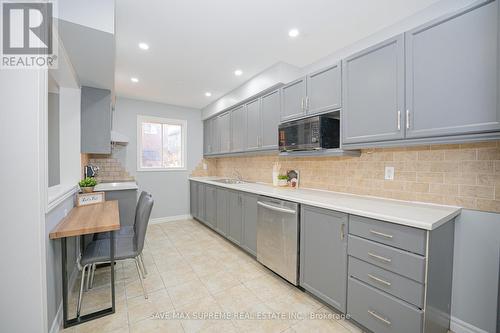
left=77, top=192, right=105, bottom=207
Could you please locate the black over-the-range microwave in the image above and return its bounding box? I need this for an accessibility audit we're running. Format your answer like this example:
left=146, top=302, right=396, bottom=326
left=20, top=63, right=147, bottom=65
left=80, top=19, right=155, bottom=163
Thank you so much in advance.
left=278, top=114, right=340, bottom=152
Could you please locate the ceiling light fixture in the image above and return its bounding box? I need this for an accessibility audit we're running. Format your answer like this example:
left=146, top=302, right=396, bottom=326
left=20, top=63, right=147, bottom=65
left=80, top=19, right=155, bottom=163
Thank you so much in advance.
left=288, top=29, right=300, bottom=38
left=138, top=42, right=149, bottom=50
left=234, top=69, right=243, bottom=76
left=130, top=77, right=139, bottom=83
left=205, top=92, right=212, bottom=97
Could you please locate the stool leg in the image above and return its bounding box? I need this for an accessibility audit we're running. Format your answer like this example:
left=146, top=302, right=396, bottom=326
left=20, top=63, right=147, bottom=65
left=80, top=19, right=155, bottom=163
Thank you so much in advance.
left=139, top=254, right=147, bottom=277
left=77, top=265, right=87, bottom=317
left=134, top=257, right=148, bottom=299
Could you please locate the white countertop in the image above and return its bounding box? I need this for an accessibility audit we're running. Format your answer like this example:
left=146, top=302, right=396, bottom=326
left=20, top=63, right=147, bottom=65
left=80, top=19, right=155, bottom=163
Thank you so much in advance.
left=95, top=182, right=138, bottom=192
left=189, top=177, right=461, bottom=230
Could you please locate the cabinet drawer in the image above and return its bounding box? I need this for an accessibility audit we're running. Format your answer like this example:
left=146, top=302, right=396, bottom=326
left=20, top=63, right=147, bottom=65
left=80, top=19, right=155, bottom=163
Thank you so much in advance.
left=348, top=256, right=424, bottom=308
left=349, top=215, right=426, bottom=255
left=348, top=277, right=423, bottom=333
left=348, top=235, right=425, bottom=282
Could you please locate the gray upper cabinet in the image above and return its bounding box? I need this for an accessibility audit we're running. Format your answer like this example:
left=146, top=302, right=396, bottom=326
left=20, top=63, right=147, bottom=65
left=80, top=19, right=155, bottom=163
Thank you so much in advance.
left=242, top=193, right=258, bottom=256
left=227, top=190, right=243, bottom=245
left=205, top=185, right=217, bottom=229
left=405, top=0, right=500, bottom=139
left=307, top=63, right=342, bottom=115
left=280, top=77, right=307, bottom=122
left=246, top=99, right=261, bottom=151
left=218, top=112, right=231, bottom=153
left=300, top=205, right=348, bottom=312
left=342, top=35, right=405, bottom=144
left=261, top=89, right=281, bottom=150
left=216, top=187, right=228, bottom=236
left=203, top=118, right=213, bottom=155
left=231, top=106, right=247, bottom=152
left=81, top=86, right=112, bottom=153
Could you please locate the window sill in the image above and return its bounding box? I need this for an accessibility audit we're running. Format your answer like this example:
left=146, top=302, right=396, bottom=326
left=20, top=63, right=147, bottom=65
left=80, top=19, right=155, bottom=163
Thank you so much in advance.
left=137, top=168, right=188, bottom=172
left=47, top=184, right=79, bottom=213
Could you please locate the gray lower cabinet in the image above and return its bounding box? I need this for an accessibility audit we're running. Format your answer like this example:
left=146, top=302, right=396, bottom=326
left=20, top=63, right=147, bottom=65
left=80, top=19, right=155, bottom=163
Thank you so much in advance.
left=204, top=185, right=217, bottom=229
left=216, top=187, right=228, bottom=236
left=231, top=105, right=247, bottom=152
left=261, top=89, right=281, bottom=150
left=190, top=181, right=198, bottom=219
left=280, top=77, right=307, bottom=121
left=227, top=190, right=243, bottom=245
left=405, top=0, right=500, bottom=139
left=342, top=35, right=405, bottom=144
left=306, top=63, right=341, bottom=114
left=241, top=193, right=258, bottom=256
left=246, top=99, right=261, bottom=151
left=81, top=86, right=112, bottom=154
left=300, top=205, right=348, bottom=312
left=196, top=182, right=205, bottom=222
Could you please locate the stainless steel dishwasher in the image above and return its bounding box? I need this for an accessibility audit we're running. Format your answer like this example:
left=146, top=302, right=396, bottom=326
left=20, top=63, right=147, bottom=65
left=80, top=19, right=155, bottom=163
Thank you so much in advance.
left=257, top=196, right=299, bottom=285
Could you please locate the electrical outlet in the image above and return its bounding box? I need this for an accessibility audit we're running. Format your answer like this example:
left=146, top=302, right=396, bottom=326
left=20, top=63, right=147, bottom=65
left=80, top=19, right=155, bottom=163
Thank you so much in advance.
left=203, top=163, right=207, bottom=170
left=385, top=166, right=395, bottom=180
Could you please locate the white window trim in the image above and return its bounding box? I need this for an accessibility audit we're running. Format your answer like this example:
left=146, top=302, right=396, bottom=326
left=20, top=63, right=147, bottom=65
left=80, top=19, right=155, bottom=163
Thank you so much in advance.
left=137, top=115, right=187, bottom=172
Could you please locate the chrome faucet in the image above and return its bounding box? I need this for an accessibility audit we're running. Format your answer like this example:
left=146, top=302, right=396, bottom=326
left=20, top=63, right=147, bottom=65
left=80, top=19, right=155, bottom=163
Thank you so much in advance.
left=232, top=169, right=243, bottom=181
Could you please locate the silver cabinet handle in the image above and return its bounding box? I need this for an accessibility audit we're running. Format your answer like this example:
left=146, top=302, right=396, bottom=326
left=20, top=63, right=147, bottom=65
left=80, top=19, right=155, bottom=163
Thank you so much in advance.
left=257, top=201, right=296, bottom=214
left=340, top=223, right=345, bottom=240
left=368, top=252, right=392, bottom=263
left=305, top=96, right=310, bottom=110
left=368, top=274, right=391, bottom=286
left=406, top=109, right=410, bottom=129
left=397, top=110, right=401, bottom=130
left=368, top=310, right=391, bottom=326
left=369, top=230, right=393, bottom=239
left=301, top=98, right=304, bottom=110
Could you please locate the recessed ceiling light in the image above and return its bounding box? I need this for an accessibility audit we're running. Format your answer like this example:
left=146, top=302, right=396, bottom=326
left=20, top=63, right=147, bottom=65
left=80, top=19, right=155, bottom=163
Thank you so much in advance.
left=205, top=92, right=212, bottom=97
left=138, top=42, right=149, bottom=50
left=288, top=29, right=299, bottom=38
left=234, top=69, right=243, bottom=76
left=130, top=77, right=139, bottom=83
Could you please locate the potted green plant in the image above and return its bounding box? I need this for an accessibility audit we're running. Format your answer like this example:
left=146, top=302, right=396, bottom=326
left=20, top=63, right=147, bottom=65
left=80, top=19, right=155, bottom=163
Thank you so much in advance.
left=277, top=175, right=288, bottom=187
left=79, top=177, right=97, bottom=193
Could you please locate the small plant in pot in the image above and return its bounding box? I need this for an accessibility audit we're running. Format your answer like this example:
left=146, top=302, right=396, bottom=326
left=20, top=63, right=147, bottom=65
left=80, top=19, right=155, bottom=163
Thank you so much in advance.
left=277, top=175, right=289, bottom=187
left=79, top=177, right=97, bottom=193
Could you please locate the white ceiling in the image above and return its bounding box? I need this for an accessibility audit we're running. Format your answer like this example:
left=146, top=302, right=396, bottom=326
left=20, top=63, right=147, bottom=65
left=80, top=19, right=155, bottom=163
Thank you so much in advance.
left=115, top=0, right=441, bottom=109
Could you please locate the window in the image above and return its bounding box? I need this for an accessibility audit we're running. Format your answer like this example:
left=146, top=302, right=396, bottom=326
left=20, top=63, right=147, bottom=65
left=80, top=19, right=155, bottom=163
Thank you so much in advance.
left=137, top=115, right=187, bottom=171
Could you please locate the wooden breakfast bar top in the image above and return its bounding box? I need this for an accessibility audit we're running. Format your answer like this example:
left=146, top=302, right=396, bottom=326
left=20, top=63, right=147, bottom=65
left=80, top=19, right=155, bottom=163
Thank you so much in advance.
left=50, top=200, right=120, bottom=239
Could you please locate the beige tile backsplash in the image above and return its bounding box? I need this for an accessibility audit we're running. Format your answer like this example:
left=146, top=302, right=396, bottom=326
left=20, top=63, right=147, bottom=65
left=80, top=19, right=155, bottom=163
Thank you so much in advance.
left=192, top=141, right=500, bottom=213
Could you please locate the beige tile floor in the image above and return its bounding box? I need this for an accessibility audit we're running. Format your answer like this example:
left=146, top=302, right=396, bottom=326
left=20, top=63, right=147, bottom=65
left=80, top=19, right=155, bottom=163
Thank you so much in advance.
left=61, top=219, right=363, bottom=333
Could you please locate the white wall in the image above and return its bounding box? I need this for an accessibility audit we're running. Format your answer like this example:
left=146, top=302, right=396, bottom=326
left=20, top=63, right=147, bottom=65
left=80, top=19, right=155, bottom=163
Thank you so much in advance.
left=113, top=97, right=203, bottom=219
left=0, top=69, right=48, bottom=332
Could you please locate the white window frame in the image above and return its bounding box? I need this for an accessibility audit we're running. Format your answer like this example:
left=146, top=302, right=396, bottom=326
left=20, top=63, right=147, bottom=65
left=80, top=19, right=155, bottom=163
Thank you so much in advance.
left=137, top=115, right=187, bottom=172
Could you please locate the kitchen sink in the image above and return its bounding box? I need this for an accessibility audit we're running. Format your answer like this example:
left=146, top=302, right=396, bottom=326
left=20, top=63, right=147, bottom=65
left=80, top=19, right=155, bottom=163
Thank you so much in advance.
left=213, top=178, right=246, bottom=184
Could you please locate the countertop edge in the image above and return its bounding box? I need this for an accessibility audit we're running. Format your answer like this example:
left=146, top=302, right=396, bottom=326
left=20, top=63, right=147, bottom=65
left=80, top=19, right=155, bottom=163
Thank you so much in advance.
left=189, top=177, right=461, bottom=230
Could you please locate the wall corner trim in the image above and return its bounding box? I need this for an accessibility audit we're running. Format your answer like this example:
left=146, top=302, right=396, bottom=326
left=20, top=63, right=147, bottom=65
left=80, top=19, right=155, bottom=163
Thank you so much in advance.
left=450, top=316, right=489, bottom=333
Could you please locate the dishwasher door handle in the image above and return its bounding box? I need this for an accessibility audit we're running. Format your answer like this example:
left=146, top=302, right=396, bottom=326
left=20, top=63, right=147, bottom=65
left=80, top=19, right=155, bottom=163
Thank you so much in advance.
left=257, top=201, right=297, bottom=214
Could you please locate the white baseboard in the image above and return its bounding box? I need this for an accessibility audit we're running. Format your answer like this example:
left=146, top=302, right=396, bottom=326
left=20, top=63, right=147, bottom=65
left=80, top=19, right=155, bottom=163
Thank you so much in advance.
left=49, top=303, right=62, bottom=333
left=150, top=214, right=192, bottom=224
left=450, top=316, right=489, bottom=333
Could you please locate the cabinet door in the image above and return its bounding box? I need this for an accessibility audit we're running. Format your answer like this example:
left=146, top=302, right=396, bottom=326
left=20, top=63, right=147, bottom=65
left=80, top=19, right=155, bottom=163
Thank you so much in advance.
left=216, top=188, right=228, bottom=236
left=246, top=99, right=261, bottom=150
left=405, top=0, right=500, bottom=138
left=81, top=86, right=112, bottom=153
left=342, top=35, right=405, bottom=144
left=261, top=90, right=281, bottom=150
left=197, top=183, right=205, bottom=222
left=307, top=63, right=342, bottom=114
left=242, top=193, right=258, bottom=256
left=190, top=181, right=198, bottom=218
left=280, top=77, right=307, bottom=121
left=231, top=106, right=247, bottom=152
left=205, top=185, right=217, bottom=229
left=212, top=116, right=220, bottom=153
left=203, top=119, right=212, bottom=155
left=300, top=205, right=348, bottom=312
left=218, top=112, right=231, bottom=153
left=227, top=191, right=243, bottom=245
